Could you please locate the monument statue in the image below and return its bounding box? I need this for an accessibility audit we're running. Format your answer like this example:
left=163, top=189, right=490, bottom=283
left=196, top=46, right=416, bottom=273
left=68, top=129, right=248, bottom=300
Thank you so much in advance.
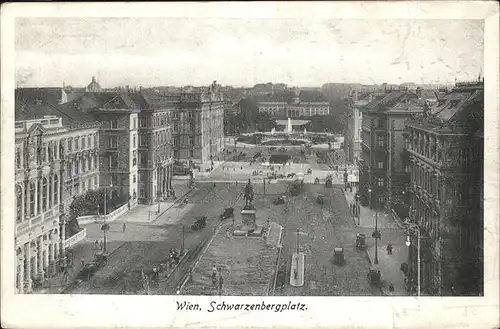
left=243, top=179, right=254, bottom=208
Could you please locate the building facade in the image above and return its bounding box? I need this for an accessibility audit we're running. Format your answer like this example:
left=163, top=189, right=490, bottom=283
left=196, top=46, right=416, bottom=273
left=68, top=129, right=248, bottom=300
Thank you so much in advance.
left=172, top=82, right=225, bottom=166
left=359, top=91, right=424, bottom=210
left=137, top=100, right=174, bottom=204
left=405, top=79, right=484, bottom=296
left=78, top=93, right=141, bottom=207
left=257, top=102, right=287, bottom=117
left=345, top=97, right=367, bottom=164
left=14, top=92, right=100, bottom=293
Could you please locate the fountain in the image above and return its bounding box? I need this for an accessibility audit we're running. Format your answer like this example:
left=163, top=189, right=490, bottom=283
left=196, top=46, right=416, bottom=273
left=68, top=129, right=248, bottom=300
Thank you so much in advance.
left=286, top=117, right=293, bottom=134
left=271, top=128, right=275, bottom=136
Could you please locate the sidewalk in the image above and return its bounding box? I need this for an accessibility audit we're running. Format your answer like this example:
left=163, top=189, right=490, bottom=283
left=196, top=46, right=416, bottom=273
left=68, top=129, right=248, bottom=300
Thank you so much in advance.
left=343, top=186, right=408, bottom=296
left=118, top=183, right=193, bottom=223
left=37, top=240, right=124, bottom=294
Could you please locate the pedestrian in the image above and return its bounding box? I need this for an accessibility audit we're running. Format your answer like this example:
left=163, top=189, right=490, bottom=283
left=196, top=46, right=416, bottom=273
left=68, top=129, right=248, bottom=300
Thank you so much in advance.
left=81, top=257, right=85, bottom=267
left=389, top=283, right=395, bottom=293
left=122, top=223, right=127, bottom=233
left=99, top=240, right=104, bottom=250
left=94, top=240, right=99, bottom=249
left=387, top=242, right=393, bottom=255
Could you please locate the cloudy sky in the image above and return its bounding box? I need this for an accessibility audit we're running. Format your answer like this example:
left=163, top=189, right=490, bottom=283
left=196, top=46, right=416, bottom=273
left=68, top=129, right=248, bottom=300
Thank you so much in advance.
left=15, top=18, right=483, bottom=88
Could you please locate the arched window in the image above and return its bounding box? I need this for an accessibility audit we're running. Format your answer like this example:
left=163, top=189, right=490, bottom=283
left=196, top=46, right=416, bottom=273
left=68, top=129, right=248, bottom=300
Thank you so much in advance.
left=29, top=181, right=35, bottom=216
left=42, top=177, right=48, bottom=212
left=16, top=185, right=22, bottom=223
left=53, top=175, right=59, bottom=206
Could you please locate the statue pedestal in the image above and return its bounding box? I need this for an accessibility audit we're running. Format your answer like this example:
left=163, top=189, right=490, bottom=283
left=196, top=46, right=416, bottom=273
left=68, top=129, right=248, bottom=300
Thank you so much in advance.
left=241, top=208, right=256, bottom=229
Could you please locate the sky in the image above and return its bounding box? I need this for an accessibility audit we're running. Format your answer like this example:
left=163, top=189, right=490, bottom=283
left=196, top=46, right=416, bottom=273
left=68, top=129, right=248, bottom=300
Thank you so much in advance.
left=15, top=18, right=484, bottom=88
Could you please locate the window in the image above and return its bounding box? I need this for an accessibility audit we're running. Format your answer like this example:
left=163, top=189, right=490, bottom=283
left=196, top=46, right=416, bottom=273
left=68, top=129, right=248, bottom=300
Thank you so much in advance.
left=109, top=155, right=118, bottom=169
left=82, top=158, right=86, bottom=172
left=53, top=175, right=58, bottom=205
left=75, top=138, right=79, bottom=150
left=82, top=181, right=86, bottom=192
left=190, top=122, right=195, bottom=131
left=139, top=135, right=147, bottom=147
left=16, top=185, right=22, bottom=223
left=174, top=137, right=179, bottom=146
left=111, top=174, right=119, bottom=186
left=41, top=178, right=48, bottom=212
left=109, top=136, right=118, bottom=149
left=29, top=181, right=35, bottom=216
left=87, top=157, right=91, bottom=171
left=133, top=175, right=136, bottom=183
left=88, top=136, right=92, bottom=148
left=139, top=173, right=145, bottom=182
left=82, top=136, right=86, bottom=149
left=133, top=150, right=137, bottom=166
left=188, top=136, right=194, bottom=146
left=110, top=119, right=118, bottom=129
left=133, top=135, right=136, bottom=148
left=16, top=148, right=21, bottom=169
left=190, top=149, right=194, bottom=158
left=377, top=135, right=384, bottom=147
left=93, top=134, right=97, bottom=148
left=94, top=176, right=98, bottom=188
left=140, top=118, right=147, bottom=128
left=377, top=161, right=384, bottom=169
left=133, top=117, right=137, bottom=129
left=377, top=178, right=384, bottom=187
left=405, top=165, right=410, bottom=173
left=67, top=162, right=73, bottom=177
left=140, top=187, right=145, bottom=198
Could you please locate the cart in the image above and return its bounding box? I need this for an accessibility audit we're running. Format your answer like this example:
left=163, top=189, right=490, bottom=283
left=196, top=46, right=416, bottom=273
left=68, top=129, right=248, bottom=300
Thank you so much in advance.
left=191, top=216, right=207, bottom=231
left=333, top=247, right=345, bottom=265
left=93, top=251, right=108, bottom=266
left=367, top=267, right=381, bottom=286
left=355, top=233, right=367, bottom=250
left=220, top=207, right=234, bottom=220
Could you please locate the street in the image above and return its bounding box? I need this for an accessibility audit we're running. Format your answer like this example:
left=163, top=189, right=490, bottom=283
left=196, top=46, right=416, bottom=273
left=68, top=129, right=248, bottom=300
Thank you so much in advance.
left=65, top=183, right=243, bottom=294
left=275, top=184, right=380, bottom=296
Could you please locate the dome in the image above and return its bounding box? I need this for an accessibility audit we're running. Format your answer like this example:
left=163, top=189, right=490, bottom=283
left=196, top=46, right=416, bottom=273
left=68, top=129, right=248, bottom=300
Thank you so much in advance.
left=86, top=76, right=101, bottom=92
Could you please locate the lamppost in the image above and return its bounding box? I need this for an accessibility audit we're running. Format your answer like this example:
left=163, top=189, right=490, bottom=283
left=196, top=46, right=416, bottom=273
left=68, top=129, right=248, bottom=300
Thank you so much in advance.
left=405, top=208, right=420, bottom=296
left=368, top=188, right=379, bottom=264
left=356, top=193, right=360, bottom=226
left=103, top=183, right=112, bottom=253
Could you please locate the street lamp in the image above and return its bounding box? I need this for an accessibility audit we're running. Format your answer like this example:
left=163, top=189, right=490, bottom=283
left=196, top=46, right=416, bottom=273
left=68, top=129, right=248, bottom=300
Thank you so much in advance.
left=405, top=209, right=421, bottom=296
left=368, top=188, right=379, bottom=265
left=103, top=183, right=112, bottom=253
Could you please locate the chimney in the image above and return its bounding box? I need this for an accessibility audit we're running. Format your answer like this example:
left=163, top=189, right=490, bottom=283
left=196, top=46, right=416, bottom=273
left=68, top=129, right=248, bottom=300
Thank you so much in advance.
left=126, top=85, right=130, bottom=93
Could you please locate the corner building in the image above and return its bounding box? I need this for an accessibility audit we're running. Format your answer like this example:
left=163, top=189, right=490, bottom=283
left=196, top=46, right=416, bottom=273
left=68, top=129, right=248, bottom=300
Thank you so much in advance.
left=405, top=80, right=484, bottom=296
left=14, top=91, right=100, bottom=293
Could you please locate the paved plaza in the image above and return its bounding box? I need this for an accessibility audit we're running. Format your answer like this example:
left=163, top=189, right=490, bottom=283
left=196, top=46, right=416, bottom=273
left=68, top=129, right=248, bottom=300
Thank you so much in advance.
left=41, top=145, right=408, bottom=296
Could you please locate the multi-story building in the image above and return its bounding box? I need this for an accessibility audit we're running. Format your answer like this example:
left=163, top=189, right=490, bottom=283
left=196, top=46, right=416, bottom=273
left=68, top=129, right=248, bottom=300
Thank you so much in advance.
left=77, top=92, right=140, bottom=207
left=359, top=90, right=424, bottom=210
left=74, top=90, right=176, bottom=205
left=172, top=82, right=225, bottom=166
left=344, top=89, right=368, bottom=164
left=14, top=90, right=100, bottom=293
left=405, top=78, right=484, bottom=296
left=137, top=93, right=174, bottom=204
left=257, top=101, right=287, bottom=117
left=286, top=101, right=330, bottom=117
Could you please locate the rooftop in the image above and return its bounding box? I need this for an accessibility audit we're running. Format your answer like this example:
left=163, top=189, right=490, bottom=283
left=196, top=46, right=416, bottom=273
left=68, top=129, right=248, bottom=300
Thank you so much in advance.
left=15, top=88, right=100, bottom=129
